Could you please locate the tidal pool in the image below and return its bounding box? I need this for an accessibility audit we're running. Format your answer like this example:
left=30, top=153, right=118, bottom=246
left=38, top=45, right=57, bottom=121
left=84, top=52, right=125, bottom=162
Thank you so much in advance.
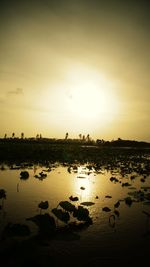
left=0, top=162, right=150, bottom=265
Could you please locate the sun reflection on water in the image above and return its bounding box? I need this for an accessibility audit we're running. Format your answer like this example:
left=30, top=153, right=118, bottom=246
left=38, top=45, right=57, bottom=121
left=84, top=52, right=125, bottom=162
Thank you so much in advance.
left=73, top=166, right=95, bottom=201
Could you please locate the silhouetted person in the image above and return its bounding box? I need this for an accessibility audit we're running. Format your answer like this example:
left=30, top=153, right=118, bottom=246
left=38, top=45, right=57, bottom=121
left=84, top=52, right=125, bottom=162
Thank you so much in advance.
left=21, top=132, right=24, bottom=139
left=79, top=134, right=82, bottom=140
left=65, top=132, right=69, bottom=140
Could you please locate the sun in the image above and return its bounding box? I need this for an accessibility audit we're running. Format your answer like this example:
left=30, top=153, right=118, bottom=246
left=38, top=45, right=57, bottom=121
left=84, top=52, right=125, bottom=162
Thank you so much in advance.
left=66, top=65, right=119, bottom=124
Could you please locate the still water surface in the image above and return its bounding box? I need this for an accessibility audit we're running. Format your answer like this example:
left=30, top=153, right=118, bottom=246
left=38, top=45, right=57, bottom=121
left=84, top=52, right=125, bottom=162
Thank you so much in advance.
left=0, top=163, right=150, bottom=263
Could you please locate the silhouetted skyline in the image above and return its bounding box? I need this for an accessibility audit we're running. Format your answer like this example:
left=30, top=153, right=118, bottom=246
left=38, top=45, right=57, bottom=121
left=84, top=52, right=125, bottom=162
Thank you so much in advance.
left=0, top=0, right=150, bottom=141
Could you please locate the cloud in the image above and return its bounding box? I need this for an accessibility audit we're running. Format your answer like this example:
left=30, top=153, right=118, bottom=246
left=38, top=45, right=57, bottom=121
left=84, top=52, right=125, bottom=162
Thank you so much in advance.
left=8, top=88, right=23, bottom=95
left=0, top=98, right=4, bottom=103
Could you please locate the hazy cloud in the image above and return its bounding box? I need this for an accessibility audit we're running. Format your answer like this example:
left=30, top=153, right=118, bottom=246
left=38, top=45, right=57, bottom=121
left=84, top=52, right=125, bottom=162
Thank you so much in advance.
left=8, top=88, right=23, bottom=95
left=0, top=98, right=4, bottom=103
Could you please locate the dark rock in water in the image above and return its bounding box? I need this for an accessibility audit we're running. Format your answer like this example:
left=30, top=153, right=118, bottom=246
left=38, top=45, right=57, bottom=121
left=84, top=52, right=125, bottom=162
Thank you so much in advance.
left=102, top=207, right=111, bottom=212
left=125, top=197, right=133, bottom=206
left=73, top=206, right=91, bottom=223
left=130, top=175, right=136, bottom=180
left=42, top=168, right=51, bottom=172
left=20, top=171, right=29, bottom=180
left=38, top=201, right=49, bottom=210
left=122, top=182, right=131, bottom=187
left=67, top=166, right=71, bottom=173
left=39, top=172, right=47, bottom=178
left=128, top=190, right=145, bottom=201
left=3, top=223, right=31, bottom=237
left=52, top=208, right=70, bottom=223
left=114, top=201, right=120, bottom=208
left=110, top=177, right=119, bottom=183
left=0, top=189, right=6, bottom=199
left=80, top=186, right=85, bottom=190
left=69, top=195, right=79, bottom=201
left=34, top=172, right=47, bottom=181
left=141, top=186, right=150, bottom=191
left=59, top=201, right=76, bottom=212
left=27, top=213, right=56, bottom=237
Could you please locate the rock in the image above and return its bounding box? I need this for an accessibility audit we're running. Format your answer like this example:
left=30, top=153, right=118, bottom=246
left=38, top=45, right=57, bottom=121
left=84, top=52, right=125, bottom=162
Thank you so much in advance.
left=20, top=171, right=29, bottom=180
left=102, top=207, right=111, bottom=212
left=38, top=201, right=49, bottom=210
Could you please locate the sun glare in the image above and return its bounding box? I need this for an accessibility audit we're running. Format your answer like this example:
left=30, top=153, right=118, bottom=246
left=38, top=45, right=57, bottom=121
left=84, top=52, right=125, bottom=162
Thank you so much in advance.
left=66, top=65, right=120, bottom=125
left=43, top=64, right=121, bottom=136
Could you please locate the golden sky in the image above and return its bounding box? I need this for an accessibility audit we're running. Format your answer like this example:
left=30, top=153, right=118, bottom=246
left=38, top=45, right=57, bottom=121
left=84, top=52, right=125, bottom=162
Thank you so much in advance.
left=0, top=0, right=150, bottom=141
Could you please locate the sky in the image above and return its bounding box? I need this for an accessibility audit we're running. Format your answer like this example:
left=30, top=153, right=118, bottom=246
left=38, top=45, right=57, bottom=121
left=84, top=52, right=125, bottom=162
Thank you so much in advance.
left=0, top=0, right=150, bottom=141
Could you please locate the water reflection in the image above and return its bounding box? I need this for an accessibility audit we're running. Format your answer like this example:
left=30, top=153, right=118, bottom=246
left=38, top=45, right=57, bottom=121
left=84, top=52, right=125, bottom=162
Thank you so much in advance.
left=75, top=177, right=91, bottom=201
left=0, top=161, right=150, bottom=262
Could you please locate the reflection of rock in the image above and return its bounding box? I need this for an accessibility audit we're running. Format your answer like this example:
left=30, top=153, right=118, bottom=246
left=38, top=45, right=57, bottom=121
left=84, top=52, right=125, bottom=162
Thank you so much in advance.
left=68, top=221, right=92, bottom=231
left=80, top=202, right=95, bottom=206
left=114, top=209, right=120, bottom=217
left=3, top=223, right=30, bottom=237
left=0, top=189, right=6, bottom=199
left=143, top=210, right=150, bottom=217
left=69, top=195, right=79, bottom=201
left=55, top=227, right=80, bottom=241
left=27, top=213, right=56, bottom=237
left=125, top=197, right=133, bottom=206
left=109, top=214, right=115, bottom=228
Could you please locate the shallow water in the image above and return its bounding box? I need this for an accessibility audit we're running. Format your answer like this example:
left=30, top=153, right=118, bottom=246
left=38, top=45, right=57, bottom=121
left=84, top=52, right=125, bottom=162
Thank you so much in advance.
left=0, top=163, right=150, bottom=264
